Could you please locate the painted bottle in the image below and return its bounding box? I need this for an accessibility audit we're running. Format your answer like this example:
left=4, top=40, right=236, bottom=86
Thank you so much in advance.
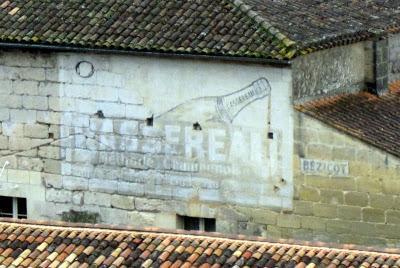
left=156, top=78, right=271, bottom=124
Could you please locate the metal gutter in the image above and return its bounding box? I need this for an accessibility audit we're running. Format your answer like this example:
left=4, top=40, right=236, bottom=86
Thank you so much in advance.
left=0, top=42, right=292, bottom=67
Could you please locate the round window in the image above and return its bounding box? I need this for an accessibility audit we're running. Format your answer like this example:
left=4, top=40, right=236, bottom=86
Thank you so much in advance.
left=76, top=61, right=95, bottom=78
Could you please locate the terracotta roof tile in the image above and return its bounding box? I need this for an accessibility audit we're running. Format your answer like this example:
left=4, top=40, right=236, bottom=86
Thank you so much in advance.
left=2, top=1, right=400, bottom=60
left=242, top=0, right=400, bottom=52
left=0, top=218, right=400, bottom=267
left=296, top=83, right=400, bottom=158
left=0, top=0, right=298, bottom=60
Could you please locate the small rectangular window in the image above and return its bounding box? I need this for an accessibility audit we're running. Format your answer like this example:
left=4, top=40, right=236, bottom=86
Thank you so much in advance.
left=0, top=196, right=27, bottom=219
left=0, top=196, right=13, bottom=217
left=183, top=216, right=200, bottom=231
left=204, top=218, right=216, bottom=232
left=17, top=198, right=27, bottom=219
left=178, top=215, right=216, bottom=232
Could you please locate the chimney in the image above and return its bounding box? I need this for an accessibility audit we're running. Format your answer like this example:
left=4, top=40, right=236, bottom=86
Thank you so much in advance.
left=372, top=38, right=389, bottom=95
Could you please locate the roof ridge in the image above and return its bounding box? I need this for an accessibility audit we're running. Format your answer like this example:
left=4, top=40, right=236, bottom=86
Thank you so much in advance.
left=230, top=0, right=298, bottom=59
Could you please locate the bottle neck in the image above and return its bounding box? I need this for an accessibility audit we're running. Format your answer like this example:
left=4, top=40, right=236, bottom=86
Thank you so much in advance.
left=216, top=78, right=270, bottom=123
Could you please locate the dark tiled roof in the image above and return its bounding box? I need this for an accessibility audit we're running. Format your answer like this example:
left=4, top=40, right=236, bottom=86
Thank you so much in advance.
left=242, top=0, right=400, bottom=52
left=1, top=1, right=400, bottom=61
left=296, top=82, right=400, bottom=158
left=0, top=219, right=400, bottom=267
left=0, top=0, right=296, bottom=60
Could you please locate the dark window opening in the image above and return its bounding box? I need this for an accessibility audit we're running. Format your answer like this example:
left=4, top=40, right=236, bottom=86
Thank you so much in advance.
left=183, top=216, right=200, bottom=231
left=146, top=116, right=154, bottom=126
left=204, top=218, right=216, bottom=232
left=178, top=215, right=216, bottom=232
left=0, top=196, right=27, bottom=219
left=17, top=198, right=27, bottom=218
left=0, top=196, right=12, bottom=218
left=95, top=110, right=105, bottom=119
left=193, top=122, right=202, bottom=131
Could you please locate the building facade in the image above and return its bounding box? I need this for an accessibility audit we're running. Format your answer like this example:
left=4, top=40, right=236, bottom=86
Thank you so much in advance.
left=1, top=0, right=400, bottom=248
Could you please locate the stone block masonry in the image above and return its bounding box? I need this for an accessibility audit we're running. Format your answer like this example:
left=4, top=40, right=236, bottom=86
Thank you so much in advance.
left=0, top=49, right=294, bottom=235
left=389, top=34, right=400, bottom=83
left=374, top=38, right=389, bottom=95
left=292, top=43, right=366, bottom=102
left=0, top=50, right=165, bottom=224
left=2, top=47, right=398, bottom=247
left=288, top=113, right=400, bottom=247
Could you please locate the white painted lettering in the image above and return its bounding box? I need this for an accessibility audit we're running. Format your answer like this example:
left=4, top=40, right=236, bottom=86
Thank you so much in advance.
left=250, top=132, right=263, bottom=163
left=230, top=130, right=248, bottom=160
left=208, top=129, right=226, bottom=162
left=165, top=125, right=181, bottom=155
left=184, top=127, right=205, bottom=159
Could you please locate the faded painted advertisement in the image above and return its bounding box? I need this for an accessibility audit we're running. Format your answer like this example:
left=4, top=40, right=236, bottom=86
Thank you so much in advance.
left=57, top=55, right=294, bottom=209
left=0, top=51, right=293, bottom=214
left=117, top=78, right=279, bottom=206
left=154, top=78, right=271, bottom=178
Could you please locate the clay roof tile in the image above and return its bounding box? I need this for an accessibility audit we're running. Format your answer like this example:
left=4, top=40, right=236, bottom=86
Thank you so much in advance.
left=0, top=219, right=399, bottom=267
left=297, top=82, right=400, bottom=158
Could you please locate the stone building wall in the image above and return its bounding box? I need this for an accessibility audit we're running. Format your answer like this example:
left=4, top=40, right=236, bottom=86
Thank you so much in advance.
left=224, top=113, right=400, bottom=248
left=199, top=113, right=400, bottom=248
left=389, top=33, right=400, bottom=83
left=209, top=112, right=400, bottom=248
left=287, top=113, right=400, bottom=248
left=292, top=43, right=368, bottom=102
left=0, top=49, right=293, bottom=233
left=1, top=48, right=400, bottom=247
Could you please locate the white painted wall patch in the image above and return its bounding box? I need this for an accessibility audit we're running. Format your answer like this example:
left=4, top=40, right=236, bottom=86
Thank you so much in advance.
left=0, top=161, right=9, bottom=179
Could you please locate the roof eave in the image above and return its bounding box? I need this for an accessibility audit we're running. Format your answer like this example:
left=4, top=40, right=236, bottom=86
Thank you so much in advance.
left=0, top=41, right=292, bottom=67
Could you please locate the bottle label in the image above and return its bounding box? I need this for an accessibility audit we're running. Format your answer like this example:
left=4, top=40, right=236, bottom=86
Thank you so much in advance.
left=216, top=78, right=271, bottom=123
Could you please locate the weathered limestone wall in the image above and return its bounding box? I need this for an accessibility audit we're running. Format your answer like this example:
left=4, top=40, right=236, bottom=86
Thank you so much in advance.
left=219, top=113, right=400, bottom=247
left=3, top=48, right=397, bottom=247
left=389, top=33, right=400, bottom=83
left=287, top=113, right=400, bottom=247
left=292, top=43, right=369, bottom=102
left=207, top=112, right=400, bottom=247
left=0, top=50, right=293, bottom=233
left=0, top=52, right=51, bottom=219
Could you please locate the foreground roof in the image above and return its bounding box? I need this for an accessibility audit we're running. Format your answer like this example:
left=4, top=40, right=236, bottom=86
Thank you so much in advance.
left=1, top=0, right=400, bottom=61
left=0, top=219, right=400, bottom=268
left=297, top=82, right=400, bottom=158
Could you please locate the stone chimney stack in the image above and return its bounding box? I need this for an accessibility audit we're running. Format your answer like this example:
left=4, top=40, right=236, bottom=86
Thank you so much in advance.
left=372, top=38, right=389, bottom=95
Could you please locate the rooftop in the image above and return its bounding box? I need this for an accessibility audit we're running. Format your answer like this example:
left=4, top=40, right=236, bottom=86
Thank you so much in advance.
left=0, top=218, right=399, bottom=267
left=297, top=81, right=400, bottom=158
left=242, top=0, right=400, bottom=52
left=1, top=0, right=400, bottom=61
